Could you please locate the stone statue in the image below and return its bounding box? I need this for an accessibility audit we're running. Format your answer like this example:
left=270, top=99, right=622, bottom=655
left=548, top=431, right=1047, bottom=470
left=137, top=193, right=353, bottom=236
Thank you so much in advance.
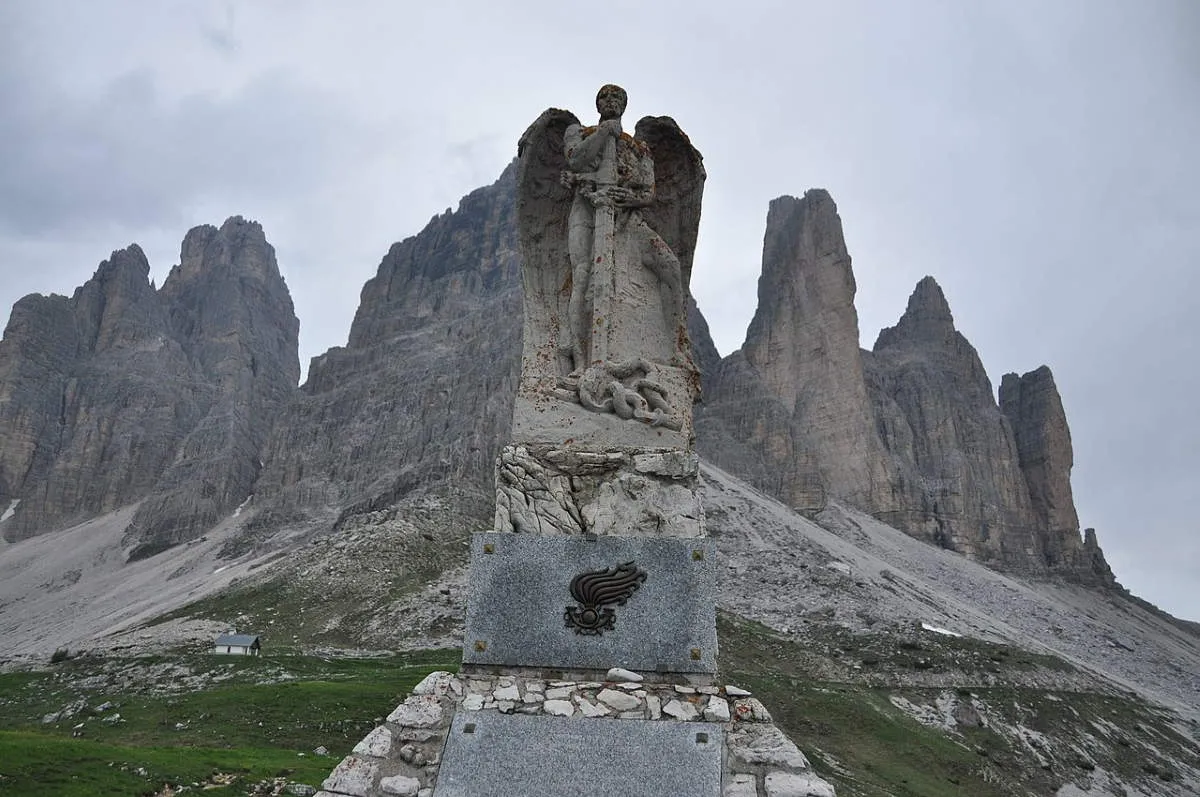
left=516, top=85, right=705, bottom=444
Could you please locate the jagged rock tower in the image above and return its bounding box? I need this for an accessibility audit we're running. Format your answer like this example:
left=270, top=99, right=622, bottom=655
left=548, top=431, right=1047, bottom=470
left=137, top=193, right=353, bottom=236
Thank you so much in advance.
left=318, top=86, right=834, bottom=797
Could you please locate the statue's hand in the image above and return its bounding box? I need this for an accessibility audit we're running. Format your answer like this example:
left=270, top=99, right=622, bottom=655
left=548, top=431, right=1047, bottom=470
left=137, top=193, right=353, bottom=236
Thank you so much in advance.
left=587, top=190, right=615, bottom=208
left=607, top=186, right=650, bottom=207
left=599, top=119, right=622, bottom=137
left=607, top=186, right=633, bottom=203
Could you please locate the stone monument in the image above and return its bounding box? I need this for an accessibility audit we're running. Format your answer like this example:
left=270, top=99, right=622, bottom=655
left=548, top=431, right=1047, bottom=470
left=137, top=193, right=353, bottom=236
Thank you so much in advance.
left=317, top=85, right=836, bottom=797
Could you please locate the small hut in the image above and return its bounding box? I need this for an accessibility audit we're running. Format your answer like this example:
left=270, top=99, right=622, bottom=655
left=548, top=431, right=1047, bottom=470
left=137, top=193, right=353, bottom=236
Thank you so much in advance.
left=213, top=633, right=261, bottom=656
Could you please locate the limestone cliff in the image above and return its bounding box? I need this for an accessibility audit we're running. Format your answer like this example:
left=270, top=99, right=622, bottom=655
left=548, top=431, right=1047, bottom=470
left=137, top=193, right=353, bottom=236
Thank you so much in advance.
left=248, top=165, right=522, bottom=534
left=0, top=218, right=299, bottom=555
left=999, top=366, right=1115, bottom=584
left=0, top=168, right=1115, bottom=585
left=696, top=191, right=895, bottom=514
left=695, top=195, right=1114, bottom=582
left=123, top=218, right=301, bottom=558
left=864, top=277, right=1042, bottom=569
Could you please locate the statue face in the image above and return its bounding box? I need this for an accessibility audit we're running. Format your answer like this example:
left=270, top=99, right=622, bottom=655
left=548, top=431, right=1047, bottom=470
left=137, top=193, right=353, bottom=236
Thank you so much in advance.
left=596, top=84, right=627, bottom=119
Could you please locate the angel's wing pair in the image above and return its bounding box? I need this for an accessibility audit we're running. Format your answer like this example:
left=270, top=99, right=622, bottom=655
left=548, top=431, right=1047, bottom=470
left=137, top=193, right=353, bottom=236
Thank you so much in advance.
left=515, top=109, right=705, bottom=369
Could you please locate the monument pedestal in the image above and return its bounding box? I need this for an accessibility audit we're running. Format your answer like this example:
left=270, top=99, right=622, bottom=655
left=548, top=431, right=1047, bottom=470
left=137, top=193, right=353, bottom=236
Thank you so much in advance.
left=318, top=670, right=833, bottom=797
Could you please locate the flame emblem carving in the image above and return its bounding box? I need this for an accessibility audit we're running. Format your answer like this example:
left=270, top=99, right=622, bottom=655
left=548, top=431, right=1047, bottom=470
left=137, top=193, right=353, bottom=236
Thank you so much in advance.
left=564, top=561, right=647, bottom=635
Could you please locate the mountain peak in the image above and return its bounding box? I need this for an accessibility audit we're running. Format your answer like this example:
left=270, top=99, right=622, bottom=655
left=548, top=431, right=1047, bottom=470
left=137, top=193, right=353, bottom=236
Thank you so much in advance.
left=873, top=275, right=956, bottom=351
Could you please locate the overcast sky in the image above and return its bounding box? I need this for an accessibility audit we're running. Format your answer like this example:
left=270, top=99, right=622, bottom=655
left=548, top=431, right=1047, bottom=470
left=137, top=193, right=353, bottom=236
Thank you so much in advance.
left=1, top=1, right=1196, bottom=621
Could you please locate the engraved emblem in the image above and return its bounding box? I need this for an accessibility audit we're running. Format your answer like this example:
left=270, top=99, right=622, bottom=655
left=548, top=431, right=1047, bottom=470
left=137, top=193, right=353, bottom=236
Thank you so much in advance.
left=564, top=561, right=648, bottom=635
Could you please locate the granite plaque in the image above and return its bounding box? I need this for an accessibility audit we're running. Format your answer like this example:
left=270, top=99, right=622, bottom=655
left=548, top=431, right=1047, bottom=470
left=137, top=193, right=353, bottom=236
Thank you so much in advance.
left=433, top=711, right=723, bottom=797
left=462, top=532, right=717, bottom=674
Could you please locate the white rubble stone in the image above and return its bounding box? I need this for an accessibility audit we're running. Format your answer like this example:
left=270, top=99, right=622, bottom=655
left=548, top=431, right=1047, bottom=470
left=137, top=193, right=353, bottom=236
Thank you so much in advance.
left=729, top=725, right=810, bottom=771
left=725, top=685, right=752, bottom=697
left=605, top=667, right=644, bottom=682
left=764, top=771, right=836, bottom=797
left=674, top=685, right=696, bottom=694
left=646, top=695, right=662, bottom=720
left=410, top=671, right=453, bottom=696
left=578, top=682, right=603, bottom=689
left=496, top=700, right=516, bottom=713
left=597, top=688, right=642, bottom=711
left=462, top=694, right=484, bottom=711
left=662, top=699, right=699, bottom=721
left=392, top=727, right=439, bottom=744
left=525, top=680, right=546, bottom=693
left=543, top=699, right=575, bottom=717
left=379, top=774, right=422, bottom=796
left=493, top=684, right=521, bottom=702
left=321, top=755, right=379, bottom=796
left=698, top=686, right=719, bottom=695
left=724, top=773, right=758, bottom=797
left=618, top=682, right=642, bottom=691
left=386, top=696, right=443, bottom=728
left=351, top=725, right=393, bottom=757
left=733, top=697, right=773, bottom=722
left=545, top=686, right=574, bottom=701
left=522, top=692, right=544, bottom=703
left=704, top=696, right=731, bottom=722
left=574, top=696, right=610, bottom=717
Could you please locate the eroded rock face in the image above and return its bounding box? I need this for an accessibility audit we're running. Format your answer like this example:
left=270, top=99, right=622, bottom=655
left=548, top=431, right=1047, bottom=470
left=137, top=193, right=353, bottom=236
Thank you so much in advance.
left=999, top=367, right=1115, bottom=583
left=123, top=218, right=300, bottom=558
left=0, top=169, right=1113, bottom=584
left=0, top=218, right=299, bottom=555
left=249, top=165, right=523, bottom=535
left=0, top=246, right=199, bottom=539
left=696, top=192, right=894, bottom=515
left=694, top=193, right=1113, bottom=580
left=863, top=276, right=1040, bottom=568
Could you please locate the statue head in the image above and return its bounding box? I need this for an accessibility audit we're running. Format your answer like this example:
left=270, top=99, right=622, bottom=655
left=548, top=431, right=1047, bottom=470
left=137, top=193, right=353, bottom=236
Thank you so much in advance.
left=596, top=84, right=628, bottom=120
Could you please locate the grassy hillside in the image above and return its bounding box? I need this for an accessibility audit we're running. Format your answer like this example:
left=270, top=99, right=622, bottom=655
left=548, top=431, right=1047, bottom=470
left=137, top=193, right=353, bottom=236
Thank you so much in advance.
left=718, top=612, right=1199, bottom=796
left=0, top=651, right=456, bottom=796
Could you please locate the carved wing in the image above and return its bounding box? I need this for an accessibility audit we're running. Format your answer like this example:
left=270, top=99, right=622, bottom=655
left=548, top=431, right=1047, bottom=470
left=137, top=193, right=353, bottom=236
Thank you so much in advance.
left=634, top=116, right=706, bottom=292
left=516, top=108, right=580, bottom=366
left=569, top=562, right=648, bottom=607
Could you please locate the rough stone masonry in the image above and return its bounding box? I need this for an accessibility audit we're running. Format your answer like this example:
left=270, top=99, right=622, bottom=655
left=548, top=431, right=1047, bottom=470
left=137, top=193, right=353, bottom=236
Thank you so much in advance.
left=317, top=85, right=836, bottom=797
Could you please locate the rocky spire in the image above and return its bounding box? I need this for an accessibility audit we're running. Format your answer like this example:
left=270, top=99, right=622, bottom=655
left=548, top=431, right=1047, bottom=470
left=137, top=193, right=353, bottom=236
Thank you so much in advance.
left=874, top=275, right=955, bottom=349
left=699, top=190, right=893, bottom=513
left=123, top=217, right=300, bottom=558
left=71, top=244, right=166, bottom=353
left=864, top=276, right=1039, bottom=567
left=1000, top=366, right=1115, bottom=584
left=0, top=217, right=299, bottom=550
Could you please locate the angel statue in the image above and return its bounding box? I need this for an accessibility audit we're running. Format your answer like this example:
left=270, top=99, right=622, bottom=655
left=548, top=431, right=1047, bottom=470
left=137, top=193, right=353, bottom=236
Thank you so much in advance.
left=515, top=84, right=705, bottom=443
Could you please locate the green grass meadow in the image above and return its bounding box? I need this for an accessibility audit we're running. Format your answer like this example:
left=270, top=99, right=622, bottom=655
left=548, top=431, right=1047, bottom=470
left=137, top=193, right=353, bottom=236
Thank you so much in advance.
left=0, top=651, right=456, bottom=796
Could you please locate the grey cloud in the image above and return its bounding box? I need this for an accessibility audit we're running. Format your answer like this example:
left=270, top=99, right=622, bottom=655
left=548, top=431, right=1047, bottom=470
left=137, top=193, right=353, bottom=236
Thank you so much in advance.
left=0, top=66, right=360, bottom=236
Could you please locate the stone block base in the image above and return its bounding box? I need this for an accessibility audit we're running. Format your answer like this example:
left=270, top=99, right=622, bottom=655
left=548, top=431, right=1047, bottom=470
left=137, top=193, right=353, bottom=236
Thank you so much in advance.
left=318, top=671, right=837, bottom=797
